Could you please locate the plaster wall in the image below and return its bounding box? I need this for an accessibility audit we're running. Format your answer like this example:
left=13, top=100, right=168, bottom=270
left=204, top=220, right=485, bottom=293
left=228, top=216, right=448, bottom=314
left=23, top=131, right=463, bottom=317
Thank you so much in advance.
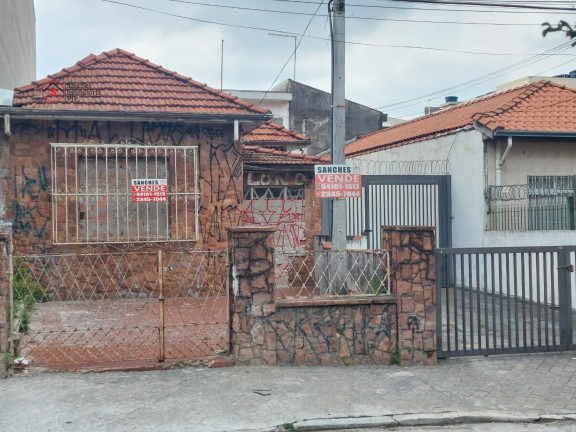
left=349, top=129, right=486, bottom=248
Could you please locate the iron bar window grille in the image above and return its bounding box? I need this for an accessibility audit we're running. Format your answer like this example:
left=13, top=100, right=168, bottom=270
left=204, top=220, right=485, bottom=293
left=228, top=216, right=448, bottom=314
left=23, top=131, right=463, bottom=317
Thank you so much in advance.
left=485, top=176, right=576, bottom=231
left=50, top=141, right=200, bottom=244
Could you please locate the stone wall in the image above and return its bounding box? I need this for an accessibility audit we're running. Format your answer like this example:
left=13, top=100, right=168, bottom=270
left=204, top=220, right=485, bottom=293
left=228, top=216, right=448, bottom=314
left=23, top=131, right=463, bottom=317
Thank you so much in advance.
left=228, top=226, right=277, bottom=366
left=275, top=297, right=396, bottom=366
left=229, top=225, right=438, bottom=367
left=382, top=226, right=437, bottom=366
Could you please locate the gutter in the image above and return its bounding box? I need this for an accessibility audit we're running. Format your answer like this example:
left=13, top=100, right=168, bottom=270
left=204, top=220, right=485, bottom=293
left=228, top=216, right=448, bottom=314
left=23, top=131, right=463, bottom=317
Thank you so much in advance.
left=0, top=107, right=272, bottom=124
left=473, top=121, right=576, bottom=139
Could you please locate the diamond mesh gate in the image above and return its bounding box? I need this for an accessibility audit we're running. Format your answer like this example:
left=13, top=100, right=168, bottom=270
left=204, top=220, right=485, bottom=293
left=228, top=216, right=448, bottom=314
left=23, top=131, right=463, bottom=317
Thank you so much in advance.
left=9, top=249, right=229, bottom=368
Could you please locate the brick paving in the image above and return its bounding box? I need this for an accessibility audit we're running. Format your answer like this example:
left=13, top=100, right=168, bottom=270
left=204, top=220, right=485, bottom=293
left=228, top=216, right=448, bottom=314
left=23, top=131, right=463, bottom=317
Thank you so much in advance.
left=16, top=297, right=228, bottom=368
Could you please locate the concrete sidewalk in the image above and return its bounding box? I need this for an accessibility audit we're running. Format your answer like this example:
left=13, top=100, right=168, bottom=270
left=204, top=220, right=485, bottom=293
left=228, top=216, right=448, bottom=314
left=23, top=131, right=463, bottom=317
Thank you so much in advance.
left=2, top=352, right=576, bottom=432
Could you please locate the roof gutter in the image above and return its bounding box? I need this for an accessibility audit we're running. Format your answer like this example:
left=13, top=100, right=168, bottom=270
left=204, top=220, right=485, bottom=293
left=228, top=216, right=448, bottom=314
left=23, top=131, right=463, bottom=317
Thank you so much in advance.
left=0, top=106, right=272, bottom=124
left=494, top=130, right=576, bottom=138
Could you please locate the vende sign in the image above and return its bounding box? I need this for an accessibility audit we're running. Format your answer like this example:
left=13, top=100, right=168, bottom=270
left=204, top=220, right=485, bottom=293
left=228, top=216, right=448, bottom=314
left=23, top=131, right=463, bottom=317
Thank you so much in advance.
left=131, top=179, right=168, bottom=202
left=314, top=164, right=362, bottom=198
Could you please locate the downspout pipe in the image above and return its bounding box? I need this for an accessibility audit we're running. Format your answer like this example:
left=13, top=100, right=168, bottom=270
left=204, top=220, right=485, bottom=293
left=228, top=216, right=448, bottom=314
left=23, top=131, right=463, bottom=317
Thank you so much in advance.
left=495, top=141, right=502, bottom=187
left=499, top=136, right=513, bottom=167
left=234, top=119, right=240, bottom=143
left=3, top=114, right=10, bottom=136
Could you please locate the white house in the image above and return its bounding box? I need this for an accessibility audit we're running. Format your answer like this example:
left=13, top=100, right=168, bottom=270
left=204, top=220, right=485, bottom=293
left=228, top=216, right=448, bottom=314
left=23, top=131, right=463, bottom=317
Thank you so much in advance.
left=343, top=80, right=576, bottom=249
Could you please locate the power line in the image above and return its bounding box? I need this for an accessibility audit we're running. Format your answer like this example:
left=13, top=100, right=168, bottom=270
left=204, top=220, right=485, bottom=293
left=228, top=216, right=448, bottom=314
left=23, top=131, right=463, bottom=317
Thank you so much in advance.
left=164, top=0, right=545, bottom=26
left=377, top=41, right=573, bottom=111
left=391, top=0, right=576, bottom=12
left=257, top=1, right=326, bottom=106
left=101, top=0, right=576, bottom=57
left=266, top=0, right=574, bottom=13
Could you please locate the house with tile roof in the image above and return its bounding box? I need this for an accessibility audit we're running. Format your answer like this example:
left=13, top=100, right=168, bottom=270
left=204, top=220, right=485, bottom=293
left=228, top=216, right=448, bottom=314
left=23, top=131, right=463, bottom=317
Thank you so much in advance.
left=342, top=81, right=576, bottom=249
left=0, top=48, right=273, bottom=255
left=242, top=145, right=325, bottom=250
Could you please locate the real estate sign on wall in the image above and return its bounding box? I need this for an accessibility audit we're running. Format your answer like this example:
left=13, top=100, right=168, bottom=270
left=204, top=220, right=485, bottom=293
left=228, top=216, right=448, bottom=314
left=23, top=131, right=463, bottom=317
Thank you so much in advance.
left=131, top=179, right=168, bottom=202
left=314, top=165, right=362, bottom=198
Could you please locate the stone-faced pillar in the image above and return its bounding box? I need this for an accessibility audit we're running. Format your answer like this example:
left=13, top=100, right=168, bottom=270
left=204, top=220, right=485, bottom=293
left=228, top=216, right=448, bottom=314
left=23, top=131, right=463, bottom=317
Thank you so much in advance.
left=382, top=226, right=437, bottom=366
left=228, top=226, right=277, bottom=366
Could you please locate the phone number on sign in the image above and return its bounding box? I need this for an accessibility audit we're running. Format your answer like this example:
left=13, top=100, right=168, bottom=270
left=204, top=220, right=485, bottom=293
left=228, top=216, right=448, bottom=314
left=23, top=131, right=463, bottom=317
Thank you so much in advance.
left=317, top=190, right=361, bottom=198
left=318, top=183, right=360, bottom=190
left=132, top=197, right=167, bottom=202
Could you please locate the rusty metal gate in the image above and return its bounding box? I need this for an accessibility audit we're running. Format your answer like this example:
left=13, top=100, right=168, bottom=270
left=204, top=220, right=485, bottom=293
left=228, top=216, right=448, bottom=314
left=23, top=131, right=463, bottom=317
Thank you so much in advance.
left=436, top=246, right=576, bottom=358
left=9, top=249, right=229, bottom=368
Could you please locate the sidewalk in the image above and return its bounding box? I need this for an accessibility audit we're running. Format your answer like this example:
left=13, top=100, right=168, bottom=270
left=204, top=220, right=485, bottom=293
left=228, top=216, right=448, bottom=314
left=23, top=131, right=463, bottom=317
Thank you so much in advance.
left=2, top=352, right=576, bottom=432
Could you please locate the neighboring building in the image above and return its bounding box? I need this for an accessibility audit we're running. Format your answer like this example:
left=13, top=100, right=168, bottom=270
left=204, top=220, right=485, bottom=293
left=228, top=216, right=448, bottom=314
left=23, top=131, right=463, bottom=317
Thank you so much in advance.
left=342, top=80, right=576, bottom=249
left=0, top=48, right=271, bottom=255
left=228, top=79, right=387, bottom=155
left=243, top=145, right=325, bottom=250
left=0, top=0, right=36, bottom=93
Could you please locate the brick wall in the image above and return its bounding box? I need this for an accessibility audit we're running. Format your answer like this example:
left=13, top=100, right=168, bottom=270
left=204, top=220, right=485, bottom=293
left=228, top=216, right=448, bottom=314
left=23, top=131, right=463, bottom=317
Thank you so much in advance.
left=2, top=119, right=243, bottom=255
left=229, top=225, right=438, bottom=367
left=243, top=170, right=321, bottom=250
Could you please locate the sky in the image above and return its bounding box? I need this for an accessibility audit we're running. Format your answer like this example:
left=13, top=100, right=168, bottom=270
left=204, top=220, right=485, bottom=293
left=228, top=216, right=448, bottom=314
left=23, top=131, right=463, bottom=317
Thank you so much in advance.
left=34, top=0, right=576, bottom=120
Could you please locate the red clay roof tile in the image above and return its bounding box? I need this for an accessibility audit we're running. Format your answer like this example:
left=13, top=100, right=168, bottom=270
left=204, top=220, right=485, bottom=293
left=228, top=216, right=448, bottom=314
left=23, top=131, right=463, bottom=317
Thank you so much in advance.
left=243, top=145, right=325, bottom=165
left=341, top=81, right=576, bottom=158
left=13, top=48, right=270, bottom=116
left=242, top=121, right=311, bottom=145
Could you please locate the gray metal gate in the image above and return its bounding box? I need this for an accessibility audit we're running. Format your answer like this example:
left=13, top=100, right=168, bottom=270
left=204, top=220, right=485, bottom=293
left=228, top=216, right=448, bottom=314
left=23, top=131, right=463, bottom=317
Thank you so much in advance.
left=347, top=175, right=452, bottom=249
left=436, top=246, right=576, bottom=358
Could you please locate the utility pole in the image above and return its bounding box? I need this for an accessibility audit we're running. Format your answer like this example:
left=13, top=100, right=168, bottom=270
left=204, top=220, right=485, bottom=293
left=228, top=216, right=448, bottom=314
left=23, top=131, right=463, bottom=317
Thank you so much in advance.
left=330, top=0, right=347, bottom=293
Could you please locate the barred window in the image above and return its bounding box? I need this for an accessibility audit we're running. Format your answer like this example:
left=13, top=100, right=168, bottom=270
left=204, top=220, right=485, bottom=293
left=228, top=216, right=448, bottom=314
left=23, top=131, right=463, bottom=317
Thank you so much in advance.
left=51, top=142, right=200, bottom=244
left=485, top=176, right=576, bottom=231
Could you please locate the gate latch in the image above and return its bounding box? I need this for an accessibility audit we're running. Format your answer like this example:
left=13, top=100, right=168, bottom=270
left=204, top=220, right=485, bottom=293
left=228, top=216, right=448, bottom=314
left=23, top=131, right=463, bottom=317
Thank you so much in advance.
left=557, top=264, right=574, bottom=273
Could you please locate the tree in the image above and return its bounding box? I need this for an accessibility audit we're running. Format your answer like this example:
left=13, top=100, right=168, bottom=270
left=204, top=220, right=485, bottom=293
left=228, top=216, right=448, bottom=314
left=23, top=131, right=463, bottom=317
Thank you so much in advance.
left=542, top=21, right=576, bottom=46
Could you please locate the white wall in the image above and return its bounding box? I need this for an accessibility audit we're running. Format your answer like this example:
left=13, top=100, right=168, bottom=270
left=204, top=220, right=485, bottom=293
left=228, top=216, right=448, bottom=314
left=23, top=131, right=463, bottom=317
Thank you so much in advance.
left=0, top=0, right=36, bottom=90
left=349, top=129, right=486, bottom=248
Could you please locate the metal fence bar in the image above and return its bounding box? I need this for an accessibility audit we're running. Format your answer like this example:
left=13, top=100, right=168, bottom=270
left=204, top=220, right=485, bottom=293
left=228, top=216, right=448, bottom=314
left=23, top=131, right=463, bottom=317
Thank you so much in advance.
left=437, top=246, right=576, bottom=358
left=275, top=249, right=389, bottom=298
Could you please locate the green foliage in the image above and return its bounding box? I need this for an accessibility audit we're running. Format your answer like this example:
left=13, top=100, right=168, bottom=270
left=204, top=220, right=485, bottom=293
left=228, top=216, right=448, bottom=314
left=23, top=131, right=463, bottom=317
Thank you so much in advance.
left=542, top=20, right=576, bottom=47
left=12, top=258, right=47, bottom=334
left=3, top=351, right=15, bottom=371
left=282, top=424, right=295, bottom=431
left=367, top=276, right=388, bottom=295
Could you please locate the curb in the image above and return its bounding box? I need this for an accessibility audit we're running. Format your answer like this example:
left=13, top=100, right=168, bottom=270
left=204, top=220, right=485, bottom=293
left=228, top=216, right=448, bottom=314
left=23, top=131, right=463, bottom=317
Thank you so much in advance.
left=12, top=357, right=236, bottom=375
left=288, top=411, right=576, bottom=431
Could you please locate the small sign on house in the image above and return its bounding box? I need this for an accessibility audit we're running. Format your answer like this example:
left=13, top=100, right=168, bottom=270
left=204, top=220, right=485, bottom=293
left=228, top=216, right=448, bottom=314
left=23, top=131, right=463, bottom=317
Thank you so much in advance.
left=314, top=164, right=362, bottom=199
left=131, top=179, right=168, bottom=202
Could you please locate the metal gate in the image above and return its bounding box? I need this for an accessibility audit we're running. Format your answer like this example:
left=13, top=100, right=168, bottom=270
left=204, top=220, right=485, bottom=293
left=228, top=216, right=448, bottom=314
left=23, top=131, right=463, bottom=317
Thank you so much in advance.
left=9, top=249, right=229, bottom=368
left=347, top=175, right=452, bottom=249
left=436, top=246, right=576, bottom=358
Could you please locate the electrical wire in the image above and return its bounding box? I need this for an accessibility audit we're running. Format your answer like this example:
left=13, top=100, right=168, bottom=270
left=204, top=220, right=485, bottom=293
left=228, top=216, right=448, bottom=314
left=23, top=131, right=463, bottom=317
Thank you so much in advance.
left=376, top=41, right=574, bottom=110
left=102, top=0, right=576, bottom=56
left=164, top=0, right=546, bottom=26
left=256, top=0, right=326, bottom=106
left=390, top=0, right=576, bottom=12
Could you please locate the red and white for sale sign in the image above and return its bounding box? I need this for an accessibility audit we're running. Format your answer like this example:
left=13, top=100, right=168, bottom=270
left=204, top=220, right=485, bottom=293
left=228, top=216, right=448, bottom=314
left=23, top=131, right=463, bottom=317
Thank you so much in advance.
left=131, top=179, right=168, bottom=203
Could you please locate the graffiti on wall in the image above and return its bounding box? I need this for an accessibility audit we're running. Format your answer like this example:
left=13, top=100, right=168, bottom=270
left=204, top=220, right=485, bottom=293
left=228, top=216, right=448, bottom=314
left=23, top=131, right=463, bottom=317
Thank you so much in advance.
left=9, top=120, right=241, bottom=251
left=11, top=166, right=51, bottom=254
left=243, top=199, right=305, bottom=249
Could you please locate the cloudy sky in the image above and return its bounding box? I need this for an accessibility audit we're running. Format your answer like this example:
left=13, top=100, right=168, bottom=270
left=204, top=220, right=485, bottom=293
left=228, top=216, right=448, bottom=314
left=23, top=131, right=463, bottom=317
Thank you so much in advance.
left=34, top=0, right=576, bottom=119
